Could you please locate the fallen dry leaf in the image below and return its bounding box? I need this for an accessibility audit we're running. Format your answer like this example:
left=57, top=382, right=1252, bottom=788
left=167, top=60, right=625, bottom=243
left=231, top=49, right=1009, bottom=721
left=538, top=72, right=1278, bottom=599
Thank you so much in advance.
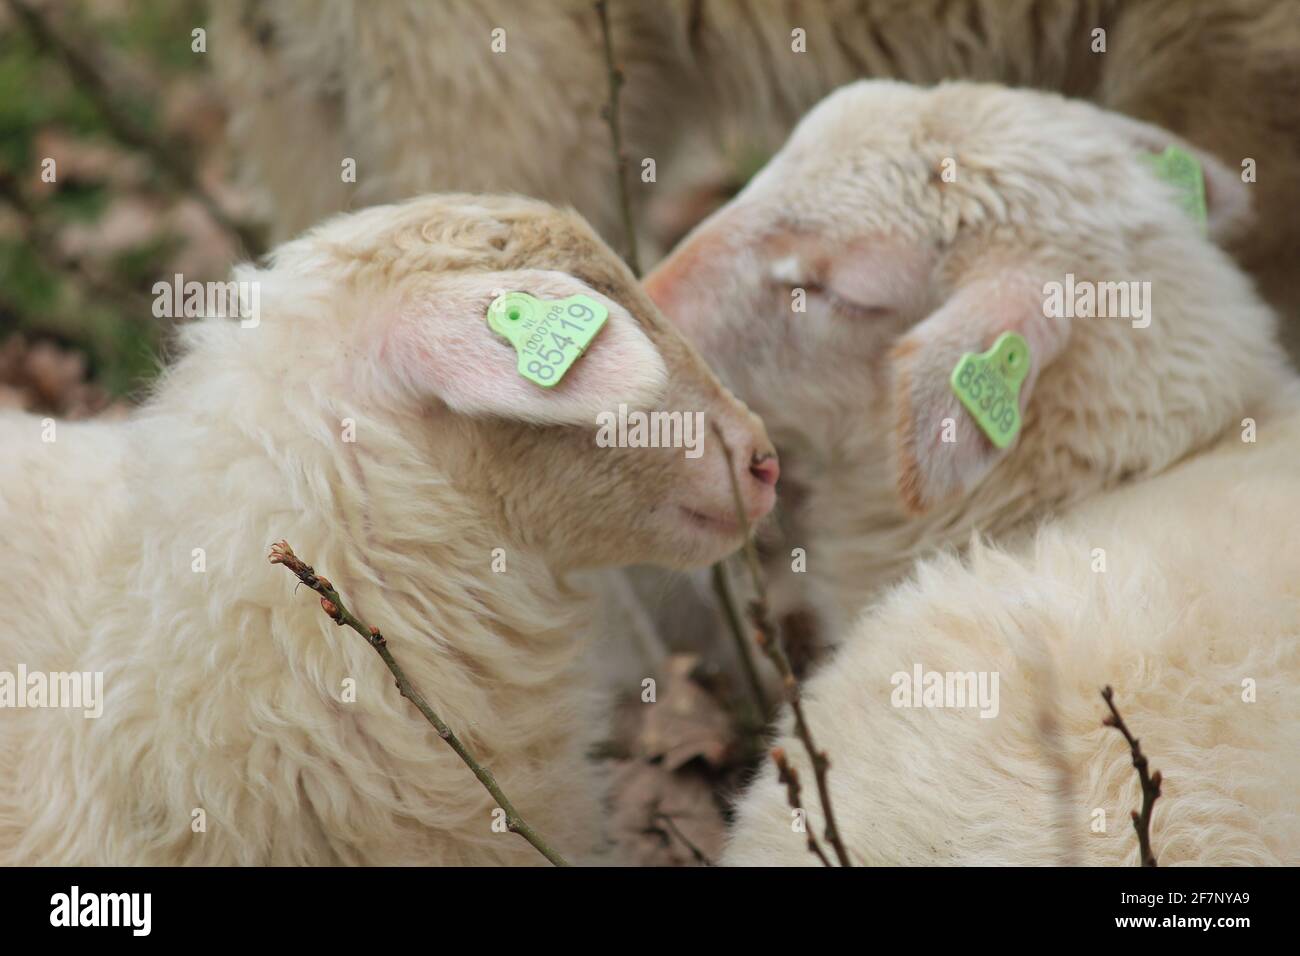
left=606, top=759, right=726, bottom=866
left=0, top=334, right=123, bottom=419
left=637, top=653, right=735, bottom=771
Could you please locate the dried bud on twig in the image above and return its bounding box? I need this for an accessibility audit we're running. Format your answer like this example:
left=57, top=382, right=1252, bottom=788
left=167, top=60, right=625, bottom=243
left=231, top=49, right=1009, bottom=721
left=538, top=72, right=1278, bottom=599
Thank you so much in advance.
left=711, top=423, right=851, bottom=867
left=770, top=747, right=832, bottom=867
left=1101, top=685, right=1163, bottom=867
left=268, top=539, right=569, bottom=866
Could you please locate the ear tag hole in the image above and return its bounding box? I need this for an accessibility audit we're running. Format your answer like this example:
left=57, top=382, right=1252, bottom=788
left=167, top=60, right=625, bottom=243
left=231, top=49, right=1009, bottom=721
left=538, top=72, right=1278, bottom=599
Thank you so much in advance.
left=486, top=291, right=610, bottom=388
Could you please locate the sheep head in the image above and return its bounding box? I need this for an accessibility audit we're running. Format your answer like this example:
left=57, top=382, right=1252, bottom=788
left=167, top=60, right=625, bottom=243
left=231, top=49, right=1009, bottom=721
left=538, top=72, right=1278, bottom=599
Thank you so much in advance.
left=646, top=80, right=1279, bottom=519
left=225, top=194, right=778, bottom=571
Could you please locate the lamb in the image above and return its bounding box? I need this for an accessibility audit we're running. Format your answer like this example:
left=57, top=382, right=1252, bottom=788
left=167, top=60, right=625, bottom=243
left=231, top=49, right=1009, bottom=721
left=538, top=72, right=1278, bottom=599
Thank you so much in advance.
left=0, top=193, right=778, bottom=865
left=724, top=406, right=1300, bottom=865
left=642, top=80, right=1300, bottom=864
left=646, top=79, right=1291, bottom=638
left=208, top=0, right=1300, bottom=337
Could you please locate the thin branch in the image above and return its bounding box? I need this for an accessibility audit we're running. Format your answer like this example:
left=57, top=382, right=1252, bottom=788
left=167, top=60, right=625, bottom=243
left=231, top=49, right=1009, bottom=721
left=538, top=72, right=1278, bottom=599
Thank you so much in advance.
left=594, top=0, right=640, bottom=277
left=1101, top=685, right=1162, bottom=867
left=712, top=423, right=853, bottom=867
left=772, top=747, right=832, bottom=867
left=268, top=540, right=570, bottom=867
left=711, top=561, right=771, bottom=719
left=651, top=811, right=716, bottom=867
left=5, top=0, right=264, bottom=255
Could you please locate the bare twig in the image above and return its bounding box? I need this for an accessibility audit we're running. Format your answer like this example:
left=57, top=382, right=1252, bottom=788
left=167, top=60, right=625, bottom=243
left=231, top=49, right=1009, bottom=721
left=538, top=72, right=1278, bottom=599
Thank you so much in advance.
left=268, top=541, right=570, bottom=867
left=772, top=747, right=832, bottom=867
left=712, top=423, right=853, bottom=867
left=5, top=0, right=264, bottom=255
left=711, top=562, right=771, bottom=719
left=1101, top=685, right=1162, bottom=867
left=594, top=0, right=640, bottom=276
left=651, top=811, right=716, bottom=866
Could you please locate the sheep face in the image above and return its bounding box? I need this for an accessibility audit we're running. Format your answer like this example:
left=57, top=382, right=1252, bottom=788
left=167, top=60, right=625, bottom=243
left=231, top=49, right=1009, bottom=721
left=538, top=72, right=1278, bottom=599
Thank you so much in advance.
left=261, top=194, right=778, bottom=571
left=645, top=80, right=1254, bottom=514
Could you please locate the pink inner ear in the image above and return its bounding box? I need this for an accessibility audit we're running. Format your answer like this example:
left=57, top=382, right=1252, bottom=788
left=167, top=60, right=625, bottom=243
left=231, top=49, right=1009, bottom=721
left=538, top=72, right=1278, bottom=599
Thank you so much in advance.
left=377, top=270, right=668, bottom=425
left=385, top=300, right=536, bottom=412
left=892, top=271, right=1067, bottom=514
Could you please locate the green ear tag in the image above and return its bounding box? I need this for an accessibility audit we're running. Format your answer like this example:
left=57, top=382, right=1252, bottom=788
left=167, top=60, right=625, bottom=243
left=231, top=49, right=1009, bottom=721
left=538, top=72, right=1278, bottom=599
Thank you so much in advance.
left=486, top=291, right=609, bottom=388
left=949, top=331, right=1030, bottom=449
left=1142, top=146, right=1208, bottom=231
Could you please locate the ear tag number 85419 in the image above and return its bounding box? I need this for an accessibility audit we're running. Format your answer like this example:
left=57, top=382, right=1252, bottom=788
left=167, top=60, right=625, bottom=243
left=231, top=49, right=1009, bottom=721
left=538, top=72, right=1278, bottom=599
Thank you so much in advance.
left=487, top=291, right=609, bottom=388
left=950, top=331, right=1031, bottom=449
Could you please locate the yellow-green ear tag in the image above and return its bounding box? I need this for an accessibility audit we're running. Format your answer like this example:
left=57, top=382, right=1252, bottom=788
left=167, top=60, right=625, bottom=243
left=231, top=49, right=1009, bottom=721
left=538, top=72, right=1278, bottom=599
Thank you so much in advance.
left=1142, top=146, right=1208, bottom=231
left=486, top=291, right=609, bottom=388
left=950, top=331, right=1030, bottom=449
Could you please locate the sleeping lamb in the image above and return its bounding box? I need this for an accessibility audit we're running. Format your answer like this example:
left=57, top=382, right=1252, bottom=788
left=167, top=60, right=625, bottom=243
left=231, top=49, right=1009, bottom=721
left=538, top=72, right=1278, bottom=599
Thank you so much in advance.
left=647, top=79, right=1289, bottom=639
left=0, top=193, right=777, bottom=865
left=646, top=80, right=1300, bottom=864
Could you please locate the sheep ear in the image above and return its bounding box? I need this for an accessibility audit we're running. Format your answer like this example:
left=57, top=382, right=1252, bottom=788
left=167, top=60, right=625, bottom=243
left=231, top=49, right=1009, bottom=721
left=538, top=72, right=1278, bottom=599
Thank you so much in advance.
left=890, top=268, right=1068, bottom=514
left=381, top=270, right=666, bottom=424
left=1105, top=112, right=1252, bottom=242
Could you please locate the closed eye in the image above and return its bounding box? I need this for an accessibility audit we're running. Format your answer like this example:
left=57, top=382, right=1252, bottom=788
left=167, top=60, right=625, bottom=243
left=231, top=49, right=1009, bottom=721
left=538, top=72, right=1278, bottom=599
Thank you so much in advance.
left=800, top=281, right=894, bottom=320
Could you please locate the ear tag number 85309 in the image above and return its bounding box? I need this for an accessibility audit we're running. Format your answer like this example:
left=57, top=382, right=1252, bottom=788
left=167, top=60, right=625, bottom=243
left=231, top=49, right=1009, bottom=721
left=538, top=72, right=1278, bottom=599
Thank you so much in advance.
left=950, top=331, right=1031, bottom=449
left=487, top=291, right=609, bottom=388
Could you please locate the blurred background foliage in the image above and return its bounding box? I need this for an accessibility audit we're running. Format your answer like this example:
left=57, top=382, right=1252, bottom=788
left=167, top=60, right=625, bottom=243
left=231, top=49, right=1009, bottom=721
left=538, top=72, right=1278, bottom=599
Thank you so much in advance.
left=0, top=0, right=763, bottom=416
left=0, top=0, right=252, bottom=412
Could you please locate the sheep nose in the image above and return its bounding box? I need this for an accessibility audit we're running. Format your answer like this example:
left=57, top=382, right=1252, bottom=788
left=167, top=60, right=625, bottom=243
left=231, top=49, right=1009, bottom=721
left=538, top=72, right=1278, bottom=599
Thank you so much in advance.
left=738, top=445, right=778, bottom=524
left=712, top=413, right=777, bottom=523
left=749, top=451, right=780, bottom=487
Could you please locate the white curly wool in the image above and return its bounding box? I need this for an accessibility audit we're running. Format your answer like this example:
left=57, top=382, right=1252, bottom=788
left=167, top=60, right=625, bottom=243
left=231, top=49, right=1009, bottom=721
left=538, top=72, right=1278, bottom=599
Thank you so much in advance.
left=725, top=401, right=1300, bottom=865
left=0, top=194, right=776, bottom=865
left=643, top=82, right=1300, bottom=865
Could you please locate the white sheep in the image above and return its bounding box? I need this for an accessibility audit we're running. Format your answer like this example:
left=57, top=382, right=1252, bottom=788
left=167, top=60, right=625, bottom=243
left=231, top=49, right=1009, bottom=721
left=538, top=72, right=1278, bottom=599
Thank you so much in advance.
left=644, top=81, right=1300, bottom=864
left=207, top=1, right=1300, bottom=681
left=0, top=194, right=778, bottom=865
left=647, top=79, right=1288, bottom=636
left=208, top=0, right=1300, bottom=331
left=724, top=412, right=1300, bottom=864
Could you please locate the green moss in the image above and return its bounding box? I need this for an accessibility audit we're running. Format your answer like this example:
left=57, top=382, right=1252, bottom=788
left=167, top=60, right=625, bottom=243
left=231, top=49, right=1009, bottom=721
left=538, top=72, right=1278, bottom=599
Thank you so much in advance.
left=0, top=0, right=211, bottom=398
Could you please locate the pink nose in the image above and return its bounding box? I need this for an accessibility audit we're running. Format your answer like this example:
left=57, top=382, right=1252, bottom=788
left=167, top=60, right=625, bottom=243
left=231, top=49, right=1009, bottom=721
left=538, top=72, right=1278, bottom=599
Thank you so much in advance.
left=749, top=451, right=780, bottom=487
